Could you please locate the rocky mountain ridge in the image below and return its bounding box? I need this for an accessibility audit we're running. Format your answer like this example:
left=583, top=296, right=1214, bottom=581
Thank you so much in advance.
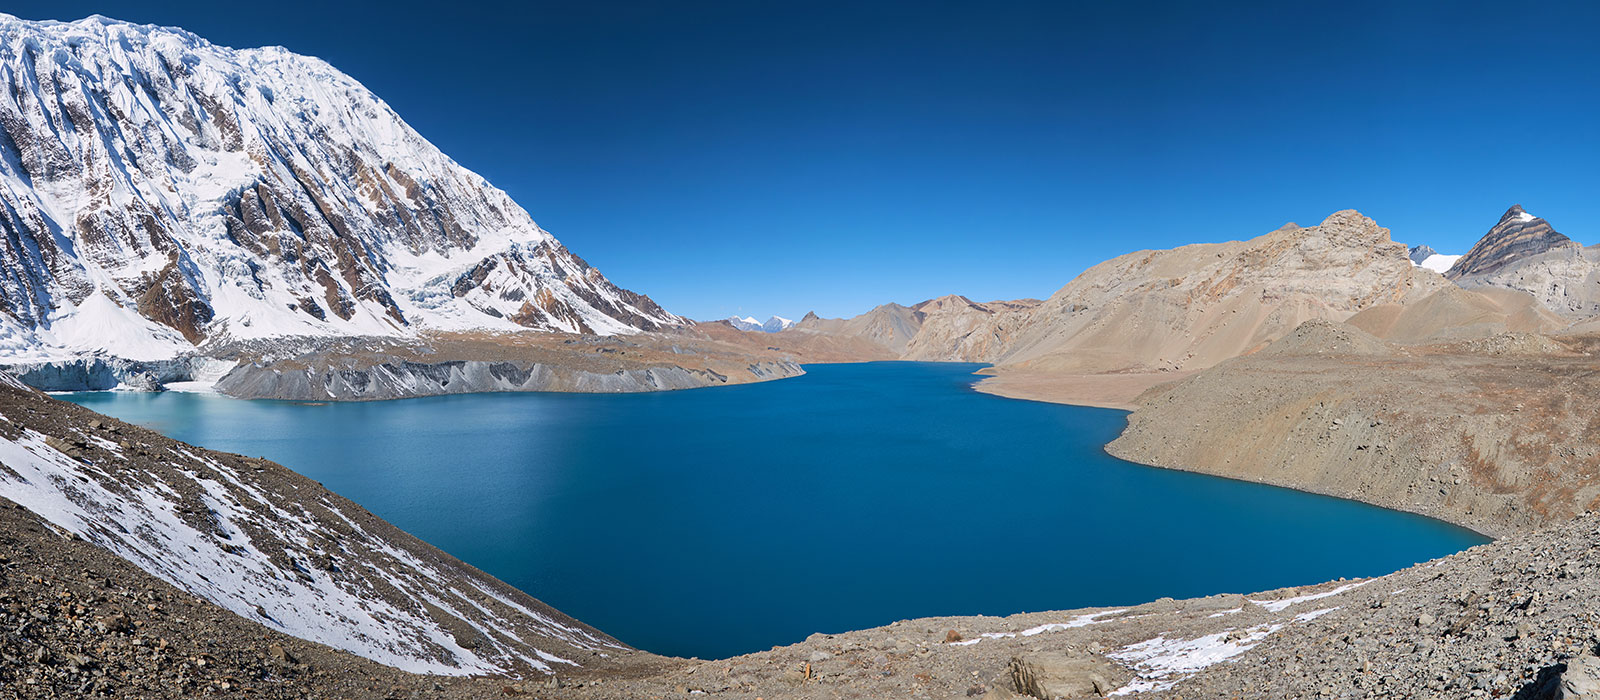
left=789, top=210, right=1454, bottom=375
left=0, top=14, right=683, bottom=366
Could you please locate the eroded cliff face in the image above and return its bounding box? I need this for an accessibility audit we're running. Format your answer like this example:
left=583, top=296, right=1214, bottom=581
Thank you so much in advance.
left=0, top=14, right=682, bottom=363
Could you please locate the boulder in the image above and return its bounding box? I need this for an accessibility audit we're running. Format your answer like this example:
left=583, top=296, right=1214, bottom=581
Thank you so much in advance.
left=1009, top=652, right=1130, bottom=699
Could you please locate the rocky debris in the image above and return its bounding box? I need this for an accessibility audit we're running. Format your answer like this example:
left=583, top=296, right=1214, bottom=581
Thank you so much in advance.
left=1253, top=318, right=1394, bottom=357
left=1533, top=654, right=1600, bottom=698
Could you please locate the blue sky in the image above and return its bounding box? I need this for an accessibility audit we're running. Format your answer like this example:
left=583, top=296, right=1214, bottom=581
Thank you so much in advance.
left=12, top=2, right=1600, bottom=320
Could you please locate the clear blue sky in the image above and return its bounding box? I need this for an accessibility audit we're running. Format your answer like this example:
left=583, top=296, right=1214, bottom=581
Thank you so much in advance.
left=13, top=2, right=1600, bottom=320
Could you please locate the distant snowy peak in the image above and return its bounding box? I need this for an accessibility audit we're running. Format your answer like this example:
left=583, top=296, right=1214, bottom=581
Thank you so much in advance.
left=1407, top=245, right=1438, bottom=265
left=722, top=315, right=794, bottom=333
left=726, top=316, right=764, bottom=332
left=0, top=13, right=683, bottom=362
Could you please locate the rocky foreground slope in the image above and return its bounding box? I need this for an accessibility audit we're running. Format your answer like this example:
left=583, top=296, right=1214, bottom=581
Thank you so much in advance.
left=0, top=373, right=641, bottom=687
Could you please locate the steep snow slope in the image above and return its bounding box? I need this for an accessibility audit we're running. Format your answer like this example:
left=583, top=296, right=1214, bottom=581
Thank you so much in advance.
left=0, top=14, right=682, bottom=362
left=0, top=372, right=622, bottom=674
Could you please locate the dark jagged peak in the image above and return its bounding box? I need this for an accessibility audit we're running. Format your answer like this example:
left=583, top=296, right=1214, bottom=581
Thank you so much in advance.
left=1447, top=205, right=1578, bottom=279
left=1408, top=244, right=1438, bottom=264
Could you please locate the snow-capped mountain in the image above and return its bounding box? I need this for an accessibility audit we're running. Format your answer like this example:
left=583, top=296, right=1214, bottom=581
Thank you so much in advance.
left=723, top=315, right=793, bottom=333
left=726, top=315, right=764, bottom=332
left=0, top=14, right=683, bottom=362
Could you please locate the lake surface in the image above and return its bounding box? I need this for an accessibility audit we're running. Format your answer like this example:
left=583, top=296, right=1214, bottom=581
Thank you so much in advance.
left=64, top=362, right=1486, bottom=659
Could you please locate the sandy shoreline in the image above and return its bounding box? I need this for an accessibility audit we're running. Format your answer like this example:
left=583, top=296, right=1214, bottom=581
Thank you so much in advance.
left=969, top=368, right=1199, bottom=411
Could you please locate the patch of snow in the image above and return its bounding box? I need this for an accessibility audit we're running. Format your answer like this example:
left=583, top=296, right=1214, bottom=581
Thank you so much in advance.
left=1294, top=607, right=1340, bottom=623
left=1110, top=624, right=1283, bottom=694
left=1517, top=210, right=1537, bottom=222
left=1250, top=581, right=1369, bottom=612
left=1021, top=609, right=1129, bottom=636
left=948, top=609, right=1128, bottom=647
left=1418, top=254, right=1462, bottom=274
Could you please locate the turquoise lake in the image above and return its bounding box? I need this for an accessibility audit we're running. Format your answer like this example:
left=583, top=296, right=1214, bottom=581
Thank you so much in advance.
left=64, top=362, right=1487, bottom=659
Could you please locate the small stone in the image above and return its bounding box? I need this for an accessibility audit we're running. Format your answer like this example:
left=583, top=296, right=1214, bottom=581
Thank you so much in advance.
left=1416, top=613, right=1435, bottom=627
left=267, top=644, right=296, bottom=664
left=807, top=650, right=832, bottom=663
left=945, top=629, right=964, bottom=643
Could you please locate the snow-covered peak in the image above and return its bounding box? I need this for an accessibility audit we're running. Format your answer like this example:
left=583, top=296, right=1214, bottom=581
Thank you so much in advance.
left=0, top=14, right=684, bottom=362
left=723, top=315, right=795, bottom=333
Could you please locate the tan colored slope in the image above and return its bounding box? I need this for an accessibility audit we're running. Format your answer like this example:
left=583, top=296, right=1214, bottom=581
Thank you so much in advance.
left=1346, top=284, right=1565, bottom=344
left=788, top=302, right=927, bottom=354
left=899, top=296, right=1042, bottom=361
left=783, top=211, right=1454, bottom=381
left=992, top=211, right=1448, bottom=374
left=1106, top=319, right=1600, bottom=538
